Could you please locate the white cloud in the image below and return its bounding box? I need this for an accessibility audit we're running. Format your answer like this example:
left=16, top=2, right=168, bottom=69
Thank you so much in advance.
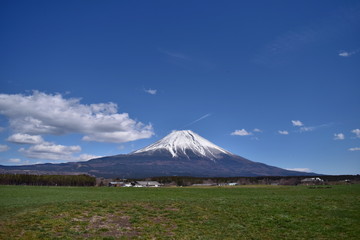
left=17, top=139, right=102, bottom=162
left=348, top=147, right=360, bottom=151
left=144, top=88, right=157, bottom=95
left=19, top=142, right=81, bottom=161
left=0, top=144, right=10, bottom=152
left=82, top=125, right=153, bottom=143
left=351, top=129, right=360, bottom=138
left=339, top=49, right=359, bottom=57
left=8, top=158, right=21, bottom=163
left=334, top=133, right=345, bottom=140
left=76, top=154, right=102, bottom=161
left=231, top=129, right=252, bottom=136
left=0, top=91, right=154, bottom=143
left=339, top=51, right=351, bottom=57
left=7, top=133, right=44, bottom=144
left=253, top=128, right=262, bottom=133
left=278, top=130, right=289, bottom=135
left=7, top=158, right=31, bottom=165
left=291, top=120, right=304, bottom=127
left=285, top=168, right=311, bottom=173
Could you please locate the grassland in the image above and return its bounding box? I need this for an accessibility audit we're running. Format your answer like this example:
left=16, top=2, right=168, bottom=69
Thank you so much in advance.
left=0, top=185, right=359, bottom=239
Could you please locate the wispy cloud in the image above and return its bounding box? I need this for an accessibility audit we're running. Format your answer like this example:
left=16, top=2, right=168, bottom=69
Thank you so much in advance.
left=292, top=120, right=332, bottom=133
left=0, top=144, right=10, bottom=152
left=285, top=168, right=311, bottom=173
left=278, top=130, right=289, bottom=135
left=253, top=128, right=262, bottom=133
left=8, top=158, right=21, bottom=163
left=334, top=133, right=345, bottom=140
left=351, top=129, right=360, bottom=138
left=7, top=158, right=31, bottom=165
left=184, top=113, right=211, bottom=128
left=300, top=126, right=315, bottom=132
left=253, top=28, right=317, bottom=67
left=253, top=5, right=360, bottom=67
left=339, top=49, right=359, bottom=57
left=144, top=88, right=157, bottom=95
left=231, top=129, right=252, bottom=136
left=158, top=48, right=190, bottom=60
left=348, top=147, right=360, bottom=151
left=158, top=48, right=215, bottom=70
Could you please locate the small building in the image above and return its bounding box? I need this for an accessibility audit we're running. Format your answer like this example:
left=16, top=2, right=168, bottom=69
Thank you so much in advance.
left=108, top=181, right=124, bottom=187
left=301, top=177, right=324, bottom=185
left=135, top=181, right=162, bottom=187
left=228, top=182, right=238, bottom=186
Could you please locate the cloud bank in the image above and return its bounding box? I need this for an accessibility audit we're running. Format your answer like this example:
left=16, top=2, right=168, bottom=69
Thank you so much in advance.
left=19, top=143, right=101, bottom=162
left=0, top=91, right=154, bottom=143
left=19, top=142, right=81, bottom=161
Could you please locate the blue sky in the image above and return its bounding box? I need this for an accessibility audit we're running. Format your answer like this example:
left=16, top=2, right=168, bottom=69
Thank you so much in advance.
left=0, top=0, right=359, bottom=175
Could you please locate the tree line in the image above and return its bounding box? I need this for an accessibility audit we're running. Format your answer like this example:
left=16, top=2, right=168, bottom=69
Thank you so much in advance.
left=0, top=174, right=96, bottom=186
left=138, top=175, right=360, bottom=186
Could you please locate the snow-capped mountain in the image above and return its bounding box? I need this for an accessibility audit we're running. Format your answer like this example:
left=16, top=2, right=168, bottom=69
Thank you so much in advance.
left=132, top=130, right=232, bottom=160
left=1, top=130, right=317, bottom=178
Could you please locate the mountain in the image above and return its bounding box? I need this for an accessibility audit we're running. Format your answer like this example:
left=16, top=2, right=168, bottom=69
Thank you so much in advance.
left=132, top=130, right=232, bottom=159
left=0, top=130, right=316, bottom=178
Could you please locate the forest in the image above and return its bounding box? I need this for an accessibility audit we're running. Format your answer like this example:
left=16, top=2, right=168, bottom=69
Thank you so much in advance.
left=0, top=174, right=96, bottom=186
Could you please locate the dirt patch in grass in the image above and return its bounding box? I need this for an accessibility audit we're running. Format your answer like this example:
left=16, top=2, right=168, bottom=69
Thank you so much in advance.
left=80, top=213, right=139, bottom=238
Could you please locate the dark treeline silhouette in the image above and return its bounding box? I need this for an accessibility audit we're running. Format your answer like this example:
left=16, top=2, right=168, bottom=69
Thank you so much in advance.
left=0, top=174, right=96, bottom=186
left=134, top=175, right=360, bottom=186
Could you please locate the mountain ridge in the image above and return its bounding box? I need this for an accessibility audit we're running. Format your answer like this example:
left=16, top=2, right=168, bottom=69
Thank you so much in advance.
left=0, top=130, right=317, bottom=178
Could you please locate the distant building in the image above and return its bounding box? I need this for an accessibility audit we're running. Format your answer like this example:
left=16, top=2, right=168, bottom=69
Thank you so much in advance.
left=301, top=177, right=324, bottom=185
left=228, top=182, right=238, bottom=186
left=108, top=181, right=124, bottom=187
left=135, top=181, right=162, bottom=187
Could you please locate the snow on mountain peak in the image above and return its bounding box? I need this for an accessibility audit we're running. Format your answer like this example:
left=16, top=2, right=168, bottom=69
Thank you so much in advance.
left=132, top=130, right=232, bottom=159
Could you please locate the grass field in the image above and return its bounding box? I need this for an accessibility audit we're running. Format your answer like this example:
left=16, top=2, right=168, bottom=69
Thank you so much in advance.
left=0, top=185, right=359, bottom=239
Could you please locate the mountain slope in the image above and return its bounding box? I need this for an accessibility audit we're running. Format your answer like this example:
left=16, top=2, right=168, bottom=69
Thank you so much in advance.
left=0, top=130, right=316, bottom=178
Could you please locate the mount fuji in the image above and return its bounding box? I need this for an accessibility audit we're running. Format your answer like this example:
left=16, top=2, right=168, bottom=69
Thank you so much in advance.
left=132, top=130, right=233, bottom=160
left=1, top=130, right=315, bottom=178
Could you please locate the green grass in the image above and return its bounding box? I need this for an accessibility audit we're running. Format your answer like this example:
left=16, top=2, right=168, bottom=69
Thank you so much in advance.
left=0, top=185, right=359, bottom=239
